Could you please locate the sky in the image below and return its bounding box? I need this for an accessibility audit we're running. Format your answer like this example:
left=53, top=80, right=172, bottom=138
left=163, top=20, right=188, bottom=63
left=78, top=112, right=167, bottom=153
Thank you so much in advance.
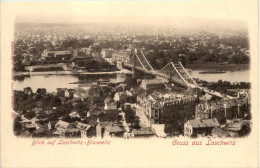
left=1, top=1, right=257, bottom=31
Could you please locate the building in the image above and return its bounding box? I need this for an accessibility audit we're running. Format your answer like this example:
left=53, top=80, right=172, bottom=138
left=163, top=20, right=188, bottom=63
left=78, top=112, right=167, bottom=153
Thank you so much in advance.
left=113, top=49, right=131, bottom=62
left=47, top=120, right=58, bottom=131
left=104, top=97, right=117, bottom=110
left=54, top=120, right=74, bottom=136
left=115, top=83, right=128, bottom=92
left=76, top=122, right=92, bottom=139
left=57, top=88, right=75, bottom=98
left=140, top=79, right=165, bottom=91
left=72, top=56, right=93, bottom=68
left=224, top=120, right=251, bottom=132
left=96, top=122, right=125, bottom=138
left=195, top=103, right=214, bottom=119
left=80, top=47, right=93, bottom=55
left=103, top=124, right=125, bottom=138
left=158, top=96, right=196, bottom=124
left=21, top=121, right=37, bottom=133
left=226, top=89, right=250, bottom=98
left=137, top=91, right=196, bottom=124
left=114, top=92, right=128, bottom=102
left=195, top=98, right=250, bottom=122
left=101, top=48, right=113, bottom=58
left=18, top=131, right=32, bottom=138
left=211, top=127, right=230, bottom=138
left=131, top=128, right=155, bottom=137
left=41, top=50, right=72, bottom=62
left=184, top=118, right=220, bottom=137
left=55, top=51, right=72, bottom=60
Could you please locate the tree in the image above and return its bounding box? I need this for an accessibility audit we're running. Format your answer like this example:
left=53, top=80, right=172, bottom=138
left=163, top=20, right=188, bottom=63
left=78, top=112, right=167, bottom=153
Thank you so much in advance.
left=51, top=96, right=62, bottom=107
left=13, top=117, right=23, bottom=136
left=23, top=87, right=33, bottom=94
left=238, top=124, right=251, bottom=137
left=24, top=111, right=36, bottom=119
left=74, top=101, right=89, bottom=117
left=124, top=77, right=137, bottom=88
left=132, top=116, right=141, bottom=129
left=88, top=85, right=103, bottom=98
left=62, top=114, right=80, bottom=123
left=13, top=62, right=25, bottom=72
left=54, top=102, right=73, bottom=117
left=37, top=88, right=47, bottom=95
left=118, top=94, right=128, bottom=106
left=164, top=118, right=182, bottom=136
left=41, top=95, right=52, bottom=110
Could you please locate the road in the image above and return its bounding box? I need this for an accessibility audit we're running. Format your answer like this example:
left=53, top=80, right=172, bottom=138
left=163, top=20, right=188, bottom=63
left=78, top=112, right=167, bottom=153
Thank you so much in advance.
left=133, top=104, right=151, bottom=128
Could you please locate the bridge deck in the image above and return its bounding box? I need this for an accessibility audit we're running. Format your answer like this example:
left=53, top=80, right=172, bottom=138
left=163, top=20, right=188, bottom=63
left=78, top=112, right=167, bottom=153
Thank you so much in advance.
left=125, top=52, right=234, bottom=99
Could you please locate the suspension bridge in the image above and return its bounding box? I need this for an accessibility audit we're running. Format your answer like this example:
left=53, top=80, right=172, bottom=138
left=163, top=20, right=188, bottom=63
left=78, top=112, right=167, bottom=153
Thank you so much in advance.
left=124, top=50, right=233, bottom=99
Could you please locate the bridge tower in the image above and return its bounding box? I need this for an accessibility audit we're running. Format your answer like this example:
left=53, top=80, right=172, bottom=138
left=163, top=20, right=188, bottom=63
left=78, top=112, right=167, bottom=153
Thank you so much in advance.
left=132, top=49, right=137, bottom=78
left=132, top=67, right=137, bottom=78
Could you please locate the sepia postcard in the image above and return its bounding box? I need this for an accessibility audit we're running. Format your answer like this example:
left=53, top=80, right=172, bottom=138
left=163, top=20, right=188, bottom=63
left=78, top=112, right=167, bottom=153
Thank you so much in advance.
left=1, top=1, right=259, bottom=167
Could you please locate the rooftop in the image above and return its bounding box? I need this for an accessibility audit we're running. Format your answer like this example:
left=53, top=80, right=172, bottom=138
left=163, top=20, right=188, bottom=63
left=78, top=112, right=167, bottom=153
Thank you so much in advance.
left=188, top=118, right=220, bottom=128
left=132, top=128, right=154, bottom=135
left=104, top=97, right=114, bottom=103
left=76, top=122, right=91, bottom=131
left=105, top=125, right=125, bottom=133
left=141, top=79, right=165, bottom=86
left=55, top=120, right=70, bottom=129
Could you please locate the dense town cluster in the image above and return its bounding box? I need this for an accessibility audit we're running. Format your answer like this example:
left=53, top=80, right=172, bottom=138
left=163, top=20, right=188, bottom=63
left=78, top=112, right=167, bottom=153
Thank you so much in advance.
left=13, top=23, right=251, bottom=139
left=14, top=77, right=251, bottom=138
left=14, top=23, right=249, bottom=73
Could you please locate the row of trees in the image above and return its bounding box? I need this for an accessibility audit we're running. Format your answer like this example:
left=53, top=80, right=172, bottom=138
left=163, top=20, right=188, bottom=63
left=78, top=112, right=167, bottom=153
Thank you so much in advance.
left=84, top=59, right=112, bottom=71
left=61, top=39, right=95, bottom=50
left=195, top=79, right=250, bottom=95
left=145, top=47, right=249, bottom=71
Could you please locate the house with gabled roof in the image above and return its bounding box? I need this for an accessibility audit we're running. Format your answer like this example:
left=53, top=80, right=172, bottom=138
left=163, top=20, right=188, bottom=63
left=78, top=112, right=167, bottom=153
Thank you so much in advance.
left=131, top=128, right=155, bottom=137
left=184, top=118, right=220, bottom=137
left=103, top=124, right=125, bottom=138
left=114, top=91, right=127, bottom=102
left=115, top=83, right=128, bottom=92
left=19, top=131, right=32, bottom=138
left=57, top=88, right=75, bottom=98
left=54, top=120, right=74, bottom=136
left=140, top=79, right=165, bottom=91
left=104, top=97, right=117, bottom=110
left=75, top=122, right=92, bottom=139
left=211, top=127, right=231, bottom=138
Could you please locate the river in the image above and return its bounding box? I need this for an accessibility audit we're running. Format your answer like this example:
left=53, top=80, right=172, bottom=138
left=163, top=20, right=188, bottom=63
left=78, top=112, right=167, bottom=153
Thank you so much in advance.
left=14, top=73, right=132, bottom=92
left=188, top=69, right=249, bottom=83
left=13, top=69, right=249, bottom=92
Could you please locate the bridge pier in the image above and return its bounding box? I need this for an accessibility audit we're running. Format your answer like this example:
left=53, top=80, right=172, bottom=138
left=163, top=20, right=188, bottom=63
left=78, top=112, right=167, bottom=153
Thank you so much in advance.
left=132, top=68, right=135, bottom=78
left=132, top=68, right=141, bottom=79
left=132, top=68, right=155, bottom=79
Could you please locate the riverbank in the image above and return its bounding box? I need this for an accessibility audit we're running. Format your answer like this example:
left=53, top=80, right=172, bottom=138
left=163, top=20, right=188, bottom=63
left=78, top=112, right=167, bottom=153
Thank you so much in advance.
left=14, top=69, right=132, bottom=77
left=185, top=63, right=249, bottom=70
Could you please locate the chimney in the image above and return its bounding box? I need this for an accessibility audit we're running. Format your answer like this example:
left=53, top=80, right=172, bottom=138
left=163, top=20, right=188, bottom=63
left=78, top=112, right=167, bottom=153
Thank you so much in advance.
left=224, top=103, right=227, bottom=118
left=210, top=104, right=212, bottom=119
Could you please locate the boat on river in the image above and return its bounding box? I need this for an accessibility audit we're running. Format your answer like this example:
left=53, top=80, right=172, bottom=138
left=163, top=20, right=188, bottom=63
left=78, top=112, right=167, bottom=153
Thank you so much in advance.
left=199, top=71, right=226, bottom=74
